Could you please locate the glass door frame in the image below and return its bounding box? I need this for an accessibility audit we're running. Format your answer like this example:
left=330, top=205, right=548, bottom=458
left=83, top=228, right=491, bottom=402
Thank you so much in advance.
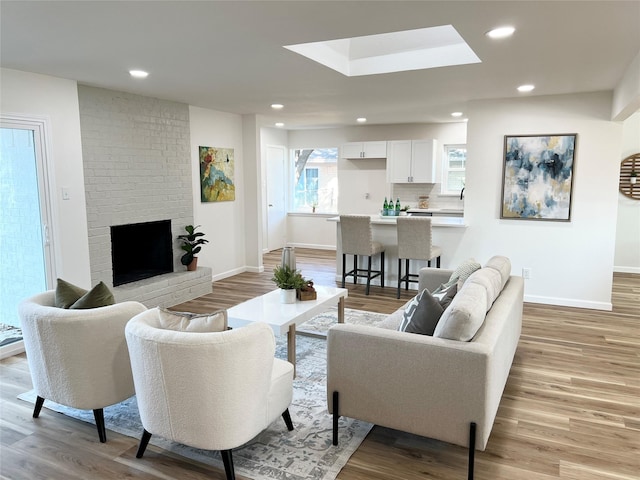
left=1, top=114, right=57, bottom=289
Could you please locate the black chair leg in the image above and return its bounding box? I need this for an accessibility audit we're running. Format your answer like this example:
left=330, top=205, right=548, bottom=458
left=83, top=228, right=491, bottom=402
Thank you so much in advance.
left=341, top=253, right=346, bottom=287
left=332, top=391, right=339, bottom=446
left=221, top=449, right=235, bottom=480
left=404, top=259, right=410, bottom=290
left=437, top=256, right=441, bottom=268
left=282, top=409, right=294, bottom=431
left=396, top=258, right=402, bottom=298
left=136, top=429, right=152, bottom=458
left=353, top=255, right=358, bottom=284
left=380, top=251, right=385, bottom=288
left=93, top=408, right=107, bottom=443
left=33, top=395, right=45, bottom=418
left=468, top=422, right=476, bottom=480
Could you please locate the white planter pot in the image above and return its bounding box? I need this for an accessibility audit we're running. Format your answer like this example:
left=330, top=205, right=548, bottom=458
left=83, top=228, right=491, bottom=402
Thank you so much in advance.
left=280, top=288, right=296, bottom=304
left=630, top=176, right=637, bottom=185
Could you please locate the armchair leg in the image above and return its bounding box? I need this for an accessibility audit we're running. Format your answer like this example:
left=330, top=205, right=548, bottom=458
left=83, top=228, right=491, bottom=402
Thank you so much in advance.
left=468, top=422, right=476, bottom=480
left=136, top=429, right=152, bottom=458
left=396, top=258, right=402, bottom=298
left=221, top=449, right=235, bottom=480
left=93, top=408, right=107, bottom=443
left=282, top=409, right=294, bottom=431
left=332, top=391, right=339, bottom=446
left=341, top=254, right=346, bottom=287
left=366, top=256, right=372, bottom=295
left=33, top=395, right=45, bottom=418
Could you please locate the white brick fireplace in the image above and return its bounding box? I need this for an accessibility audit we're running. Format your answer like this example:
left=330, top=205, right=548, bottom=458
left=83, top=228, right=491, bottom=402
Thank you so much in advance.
left=77, top=86, right=211, bottom=307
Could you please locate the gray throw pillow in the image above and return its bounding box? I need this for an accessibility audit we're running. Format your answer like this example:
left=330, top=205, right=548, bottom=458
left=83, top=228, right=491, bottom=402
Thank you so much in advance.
left=433, top=282, right=458, bottom=310
left=398, top=289, right=443, bottom=335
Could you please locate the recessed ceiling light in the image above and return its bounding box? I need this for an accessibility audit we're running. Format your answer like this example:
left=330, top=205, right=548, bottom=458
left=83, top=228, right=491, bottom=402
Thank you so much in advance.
left=129, top=70, right=148, bottom=78
left=517, top=84, right=535, bottom=92
left=451, top=112, right=463, bottom=117
left=486, top=26, right=515, bottom=39
left=356, top=117, right=367, bottom=123
left=271, top=104, right=284, bottom=110
left=275, top=122, right=285, bottom=127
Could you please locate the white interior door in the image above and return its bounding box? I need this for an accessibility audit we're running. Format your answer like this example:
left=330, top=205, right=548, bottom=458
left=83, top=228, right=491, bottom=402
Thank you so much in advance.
left=266, top=145, right=287, bottom=251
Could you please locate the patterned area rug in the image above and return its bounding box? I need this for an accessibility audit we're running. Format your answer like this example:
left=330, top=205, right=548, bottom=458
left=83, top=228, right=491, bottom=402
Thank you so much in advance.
left=297, top=306, right=388, bottom=337
left=0, top=323, right=22, bottom=347
left=18, top=308, right=388, bottom=480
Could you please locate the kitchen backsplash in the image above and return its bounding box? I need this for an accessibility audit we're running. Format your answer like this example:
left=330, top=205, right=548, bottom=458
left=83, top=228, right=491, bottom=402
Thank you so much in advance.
left=391, top=183, right=464, bottom=210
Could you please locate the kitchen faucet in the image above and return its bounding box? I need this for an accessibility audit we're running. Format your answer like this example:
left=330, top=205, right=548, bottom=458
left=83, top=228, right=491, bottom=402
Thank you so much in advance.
left=460, top=187, right=465, bottom=200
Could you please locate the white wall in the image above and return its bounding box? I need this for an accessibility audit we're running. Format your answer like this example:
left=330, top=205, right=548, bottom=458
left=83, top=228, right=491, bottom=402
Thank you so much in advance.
left=464, top=92, right=621, bottom=310
left=0, top=68, right=91, bottom=287
left=614, top=111, right=640, bottom=273
left=189, top=106, right=246, bottom=280
left=286, top=123, right=467, bottom=248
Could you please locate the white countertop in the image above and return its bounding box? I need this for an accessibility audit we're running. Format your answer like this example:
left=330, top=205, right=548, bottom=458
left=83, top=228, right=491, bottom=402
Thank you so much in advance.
left=407, top=208, right=464, bottom=214
left=327, top=215, right=466, bottom=227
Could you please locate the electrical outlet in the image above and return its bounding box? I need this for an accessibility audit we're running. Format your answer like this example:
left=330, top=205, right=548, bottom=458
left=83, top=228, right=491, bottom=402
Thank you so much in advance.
left=522, top=268, right=532, bottom=279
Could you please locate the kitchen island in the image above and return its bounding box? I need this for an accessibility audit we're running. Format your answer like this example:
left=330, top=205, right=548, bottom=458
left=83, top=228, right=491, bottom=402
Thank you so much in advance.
left=327, top=215, right=466, bottom=289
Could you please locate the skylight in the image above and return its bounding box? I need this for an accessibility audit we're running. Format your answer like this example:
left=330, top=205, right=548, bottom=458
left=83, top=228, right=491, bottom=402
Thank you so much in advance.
left=284, top=25, right=481, bottom=77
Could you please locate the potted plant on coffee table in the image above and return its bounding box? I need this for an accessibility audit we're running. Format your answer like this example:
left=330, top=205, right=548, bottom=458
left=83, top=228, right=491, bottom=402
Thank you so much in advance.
left=271, top=264, right=306, bottom=303
left=178, top=225, right=208, bottom=271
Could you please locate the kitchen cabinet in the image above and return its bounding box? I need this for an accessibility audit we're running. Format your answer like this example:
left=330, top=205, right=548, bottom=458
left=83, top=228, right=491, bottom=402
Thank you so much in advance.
left=341, top=141, right=387, bottom=159
left=387, top=139, right=437, bottom=183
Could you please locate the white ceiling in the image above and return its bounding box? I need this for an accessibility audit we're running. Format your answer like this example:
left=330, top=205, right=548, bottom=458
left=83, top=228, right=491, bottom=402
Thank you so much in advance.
left=1, top=1, right=639, bottom=129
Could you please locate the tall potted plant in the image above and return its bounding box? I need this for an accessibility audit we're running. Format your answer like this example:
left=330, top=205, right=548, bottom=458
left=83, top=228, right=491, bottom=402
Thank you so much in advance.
left=178, top=225, right=208, bottom=271
left=271, top=264, right=306, bottom=303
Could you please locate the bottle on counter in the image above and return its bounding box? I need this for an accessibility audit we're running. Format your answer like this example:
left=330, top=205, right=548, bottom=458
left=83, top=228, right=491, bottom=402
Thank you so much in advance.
left=383, top=197, right=389, bottom=215
left=395, top=198, right=401, bottom=214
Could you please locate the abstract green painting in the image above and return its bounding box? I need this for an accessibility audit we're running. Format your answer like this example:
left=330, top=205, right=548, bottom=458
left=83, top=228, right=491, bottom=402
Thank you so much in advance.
left=199, top=146, right=235, bottom=202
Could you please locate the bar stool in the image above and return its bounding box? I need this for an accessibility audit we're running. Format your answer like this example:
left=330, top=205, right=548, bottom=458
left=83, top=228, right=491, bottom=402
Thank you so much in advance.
left=339, top=215, right=385, bottom=295
left=396, top=216, right=442, bottom=298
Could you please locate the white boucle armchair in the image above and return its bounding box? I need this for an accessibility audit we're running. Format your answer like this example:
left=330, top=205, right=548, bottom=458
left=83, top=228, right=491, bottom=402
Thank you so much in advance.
left=18, top=290, right=147, bottom=442
left=125, top=309, right=295, bottom=480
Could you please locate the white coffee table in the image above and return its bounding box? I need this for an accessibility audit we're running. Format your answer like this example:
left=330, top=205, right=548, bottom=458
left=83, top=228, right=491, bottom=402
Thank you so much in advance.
left=227, top=285, right=348, bottom=375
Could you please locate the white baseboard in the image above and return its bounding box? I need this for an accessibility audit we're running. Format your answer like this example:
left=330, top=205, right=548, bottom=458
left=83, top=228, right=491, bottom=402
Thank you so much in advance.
left=523, top=294, right=612, bottom=311
left=613, top=266, right=640, bottom=274
left=0, top=340, right=25, bottom=360
left=287, top=243, right=336, bottom=251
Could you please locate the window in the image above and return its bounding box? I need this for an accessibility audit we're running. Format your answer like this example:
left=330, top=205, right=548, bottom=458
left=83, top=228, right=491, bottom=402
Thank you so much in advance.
left=292, top=148, right=338, bottom=212
left=442, top=145, right=466, bottom=195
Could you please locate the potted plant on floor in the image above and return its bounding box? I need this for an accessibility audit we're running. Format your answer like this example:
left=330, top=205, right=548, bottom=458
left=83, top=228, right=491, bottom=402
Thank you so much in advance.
left=630, top=171, right=637, bottom=185
left=272, top=264, right=306, bottom=303
left=178, top=225, right=208, bottom=271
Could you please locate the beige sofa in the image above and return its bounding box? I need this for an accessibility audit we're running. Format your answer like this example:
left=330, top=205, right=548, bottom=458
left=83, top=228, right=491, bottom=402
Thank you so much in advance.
left=327, top=257, right=524, bottom=477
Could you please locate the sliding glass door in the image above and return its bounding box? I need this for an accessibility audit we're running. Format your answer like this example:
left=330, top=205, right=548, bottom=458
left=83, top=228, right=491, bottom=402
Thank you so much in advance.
left=0, top=118, right=55, bottom=327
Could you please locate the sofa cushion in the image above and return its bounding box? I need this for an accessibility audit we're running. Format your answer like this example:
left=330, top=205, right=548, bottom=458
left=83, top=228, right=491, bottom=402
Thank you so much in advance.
left=69, top=281, right=115, bottom=309
left=433, top=282, right=488, bottom=341
left=465, top=268, right=502, bottom=311
left=158, top=308, right=228, bottom=332
left=484, top=256, right=511, bottom=290
left=398, top=283, right=457, bottom=336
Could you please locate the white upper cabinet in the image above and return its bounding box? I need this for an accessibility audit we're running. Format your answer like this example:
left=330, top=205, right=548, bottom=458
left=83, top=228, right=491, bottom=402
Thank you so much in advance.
left=341, top=141, right=387, bottom=159
left=387, top=139, right=437, bottom=183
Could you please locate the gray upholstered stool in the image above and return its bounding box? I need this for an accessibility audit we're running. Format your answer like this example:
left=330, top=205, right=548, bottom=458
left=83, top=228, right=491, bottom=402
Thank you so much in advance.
left=396, top=216, right=442, bottom=298
left=339, top=215, right=385, bottom=295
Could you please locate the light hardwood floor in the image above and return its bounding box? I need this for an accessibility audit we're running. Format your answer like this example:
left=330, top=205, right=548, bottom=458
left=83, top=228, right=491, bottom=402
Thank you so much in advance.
left=1, top=249, right=638, bottom=479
